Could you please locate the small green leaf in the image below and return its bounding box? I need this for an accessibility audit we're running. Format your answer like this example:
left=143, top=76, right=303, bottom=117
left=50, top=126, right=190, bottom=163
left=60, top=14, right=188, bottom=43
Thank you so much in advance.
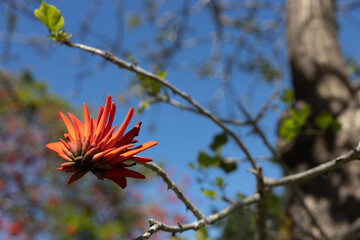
left=197, top=151, right=220, bottom=168
left=34, top=1, right=64, bottom=31
left=188, top=162, right=195, bottom=169
left=215, top=177, right=223, bottom=188
left=236, top=193, right=246, bottom=200
left=261, top=63, right=282, bottom=82
left=128, top=15, right=141, bottom=29
left=314, top=111, right=341, bottom=132
left=201, top=189, right=217, bottom=200
left=280, top=89, right=294, bottom=105
left=279, top=104, right=310, bottom=141
left=137, top=99, right=150, bottom=113
left=128, top=55, right=138, bottom=65
left=195, top=228, right=211, bottom=240
left=220, top=161, right=237, bottom=173
left=210, top=132, right=228, bottom=152
left=156, top=71, right=167, bottom=79
left=137, top=72, right=165, bottom=95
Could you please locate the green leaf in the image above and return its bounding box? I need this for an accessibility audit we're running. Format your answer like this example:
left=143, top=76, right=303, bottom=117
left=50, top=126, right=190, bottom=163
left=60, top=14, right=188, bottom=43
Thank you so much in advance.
left=201, top=189, right=217, bottom=200
left=136, top=99, right=150, bottom=113
left=261, top=62, right=282, bottom=82
left=210, top=132, right=228, bottom=152
left=279, top=104, right=310, bottom=141
left=280, top=89, right=294, bottom=105
left=34, top=1, right=64, bottom=31
left=137, top=71, right=165, bottom=95
left=215, top=177, right=224, bottom=188
left=128, top=15, right=141, bottom=29
left=195, top=228, right=212, bottom=240
left=236, top=193, right=246, bottom=200
left=188, top=162, right=195, bottom=169
left=314, top=111, right=341, bottom=132
left=220, top=161, right=237, bottom=173
left=197, top=151, right=220, bottom=168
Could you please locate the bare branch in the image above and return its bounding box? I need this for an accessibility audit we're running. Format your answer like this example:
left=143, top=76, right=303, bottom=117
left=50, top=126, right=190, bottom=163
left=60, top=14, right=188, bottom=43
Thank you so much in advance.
left=61, top=40, right=258, bottom=169
left=137, top=162, right=205, bottom=220
left=264, top=142, right=360, bottom=187
left=133, top=193, right=261, bottom=240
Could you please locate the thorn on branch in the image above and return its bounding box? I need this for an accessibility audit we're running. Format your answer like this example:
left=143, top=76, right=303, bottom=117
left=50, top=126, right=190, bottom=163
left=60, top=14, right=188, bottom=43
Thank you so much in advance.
left=177, top=222, right=183, bottom=229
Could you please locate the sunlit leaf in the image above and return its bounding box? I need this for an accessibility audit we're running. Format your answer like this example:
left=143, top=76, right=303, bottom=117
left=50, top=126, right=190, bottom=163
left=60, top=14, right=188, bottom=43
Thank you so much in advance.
left=215, top=177, right=223, bottom=188
left=201, top=189, right=217, bottom=200
left=279, top=104, right=310, bottom=141
left=34, top=1, right=64, bottom=31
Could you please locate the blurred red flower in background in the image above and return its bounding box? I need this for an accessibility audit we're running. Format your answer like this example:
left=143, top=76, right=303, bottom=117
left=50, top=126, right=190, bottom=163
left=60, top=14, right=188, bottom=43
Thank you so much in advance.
left=46, top=95, right=157, bottom=188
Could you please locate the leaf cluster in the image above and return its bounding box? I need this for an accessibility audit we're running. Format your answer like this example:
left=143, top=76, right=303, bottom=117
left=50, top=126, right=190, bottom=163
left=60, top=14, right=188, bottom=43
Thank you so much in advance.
left=34, top=1, right=71, bottom=44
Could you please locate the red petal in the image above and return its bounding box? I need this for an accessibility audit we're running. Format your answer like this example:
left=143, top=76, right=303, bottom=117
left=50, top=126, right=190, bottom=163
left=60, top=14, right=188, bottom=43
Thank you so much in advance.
left=109, top=141, right=157, bottom=164
left=67, top=171, right=87, bottom=185
left=104, top=144, right=133, bottom=161
left=105, top=107, right=134, bottom=149
left=131, top=156, right=153, bottom=162
left=59, top=138, right=70, bottom=149
left=103, top=103, right=116, bottom=136
left=68, top=113, right=82, bottom=140
left=95, top=105, right=104, bottom=129
left=83, top=103, right=91, bottom=139
left=106, top=177, right=127, bottom=188
left=104, top=168, right=145, bottom=179
left=46, top=142, right=64, bottom=155
left=98, top=125, right=117, bottom=149
left=59, top=112, right=76, bottom=141
left=117, top=122, right=141, bottom=146
left=95, top=95, right=112, bottom=139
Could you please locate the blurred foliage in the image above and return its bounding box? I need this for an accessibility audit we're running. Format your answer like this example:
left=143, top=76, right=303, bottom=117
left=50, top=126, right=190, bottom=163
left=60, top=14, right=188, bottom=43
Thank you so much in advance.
left=194, top=133, right=237, bottom=173
left=219, top=190, right=282, bottom=240
left=280, top=89, right=294, bottom=106
left=314, top=111, right=341, bottom=132
left=279, top=88, right=341, bottom=141
left=195, top=228, right=211, bottom=240
left=279, top=104, right=310, bottom=141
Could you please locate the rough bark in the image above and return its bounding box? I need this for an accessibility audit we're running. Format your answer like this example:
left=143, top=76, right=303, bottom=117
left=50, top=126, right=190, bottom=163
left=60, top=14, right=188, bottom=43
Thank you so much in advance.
left=283, top=0, right=360, bottom=239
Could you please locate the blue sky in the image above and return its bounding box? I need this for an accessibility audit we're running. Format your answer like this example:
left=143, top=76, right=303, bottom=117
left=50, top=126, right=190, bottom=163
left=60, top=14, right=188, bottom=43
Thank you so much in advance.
left=1, top=0, right=360, bottom=238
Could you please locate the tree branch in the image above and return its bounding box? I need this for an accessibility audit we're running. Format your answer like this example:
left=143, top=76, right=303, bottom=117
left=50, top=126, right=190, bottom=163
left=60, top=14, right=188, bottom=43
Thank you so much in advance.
left=137, top=162, right=205, bottom=220
left=264, top=142, right=360, bottom=187
left=133, top=193, right=260, bottom=240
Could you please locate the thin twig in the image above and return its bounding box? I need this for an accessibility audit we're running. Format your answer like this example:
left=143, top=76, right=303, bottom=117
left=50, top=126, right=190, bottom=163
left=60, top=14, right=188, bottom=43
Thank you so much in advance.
left=137, top=162, right=205, bottom=220
left=153, top=95, right=249, bottom=125
left=61, top=40, right=258, bottom=169
left=133, top=193, right=261, bottom=240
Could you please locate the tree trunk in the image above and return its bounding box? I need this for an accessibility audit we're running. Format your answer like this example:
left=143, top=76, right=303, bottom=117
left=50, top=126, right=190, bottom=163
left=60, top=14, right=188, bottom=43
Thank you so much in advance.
left=283, top=0, right=360, bottom=239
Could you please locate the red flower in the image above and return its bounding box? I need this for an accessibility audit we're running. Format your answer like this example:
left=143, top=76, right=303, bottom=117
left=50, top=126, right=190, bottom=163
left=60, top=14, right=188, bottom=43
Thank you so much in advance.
left=46, top=95, right=157, bottom=188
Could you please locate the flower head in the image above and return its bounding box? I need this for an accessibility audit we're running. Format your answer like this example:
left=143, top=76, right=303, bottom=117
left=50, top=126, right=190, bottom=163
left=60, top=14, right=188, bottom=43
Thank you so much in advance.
left=46, top=95, right=157, bottom=188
